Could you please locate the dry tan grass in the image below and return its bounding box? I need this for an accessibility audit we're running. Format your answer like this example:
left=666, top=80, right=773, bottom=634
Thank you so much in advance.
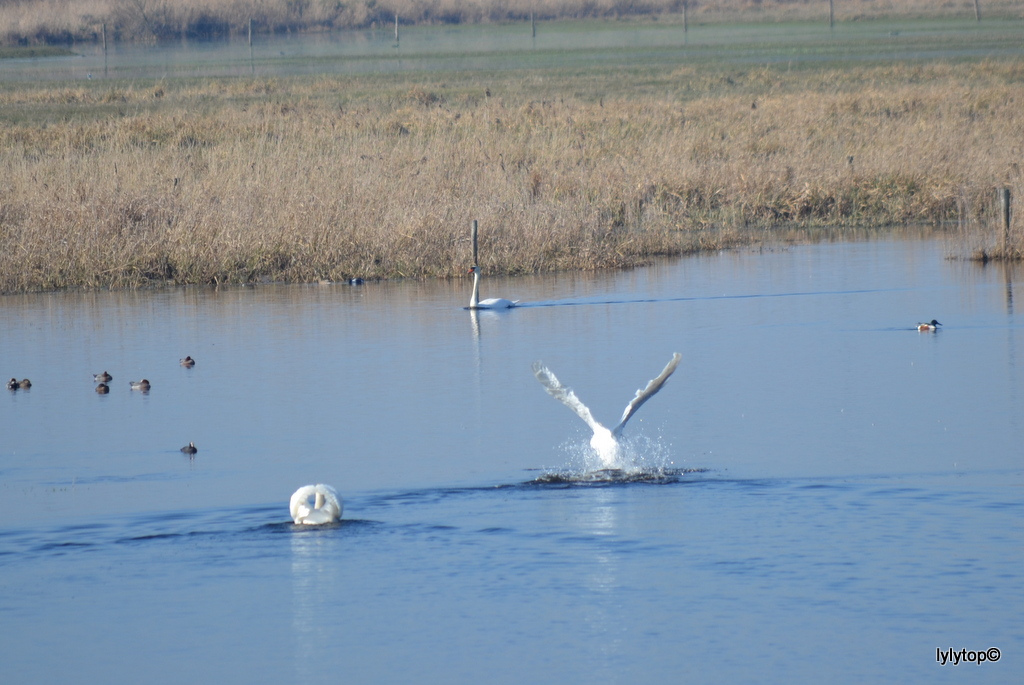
left=1, top=60, right=1023, bottom=292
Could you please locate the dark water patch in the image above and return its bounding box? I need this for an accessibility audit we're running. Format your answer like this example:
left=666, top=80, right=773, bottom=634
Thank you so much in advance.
left=279, top=517, right=387, bottom=537
left=978, top=498, right=1024, bottom=512
left=33, top=540, right=97, bottom=553
left=795, top=481, right=859, bottom=491
left=865, top=486, right=926, bottom=496
left=517, top=287, right=909, bottom=309
left=709, top=557, right=777, bottom=577
left=362, top=483, right=525, bottom=510
left=42, top=472, right=194, bottom=486
left=363, top=470, right=713, bottom=507
left=282, top=517, right=382, bottom=532
left=121, top=531, right=186, bottom=543
left=529, top=466, right=709, bottom=486
left=54, top=521, right=113, bottom=533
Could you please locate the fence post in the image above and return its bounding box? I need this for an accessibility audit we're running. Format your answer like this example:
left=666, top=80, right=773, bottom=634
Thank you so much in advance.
left=248, top=18, right=255, bottom=75
left=999, top=188, right=1012, bottom=252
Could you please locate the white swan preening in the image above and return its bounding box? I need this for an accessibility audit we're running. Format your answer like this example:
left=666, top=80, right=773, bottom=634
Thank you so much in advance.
left=468, top=265, right=518, bottom=309
left=532, top=353, right=682, bottom=468
left=290, top=484, right=343, bottom=525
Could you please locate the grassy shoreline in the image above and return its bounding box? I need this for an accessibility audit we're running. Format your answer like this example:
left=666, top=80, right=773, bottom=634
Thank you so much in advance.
left=1, top=24, right=1023, bottom=293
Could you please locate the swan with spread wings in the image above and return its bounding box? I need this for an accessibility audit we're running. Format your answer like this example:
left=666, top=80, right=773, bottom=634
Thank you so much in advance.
left=532, top=353, right=682, bottom=468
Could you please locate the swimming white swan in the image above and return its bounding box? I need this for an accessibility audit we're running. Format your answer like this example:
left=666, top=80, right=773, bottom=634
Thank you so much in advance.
left=468, top=265, right=518, bottom=309
left=532, top=353, right=682, bottom=468
left=290, top=484, right=343, bottom=525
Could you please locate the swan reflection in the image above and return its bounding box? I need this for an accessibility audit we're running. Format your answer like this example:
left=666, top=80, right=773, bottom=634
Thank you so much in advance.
left=290, top=527, right=339, bottom=681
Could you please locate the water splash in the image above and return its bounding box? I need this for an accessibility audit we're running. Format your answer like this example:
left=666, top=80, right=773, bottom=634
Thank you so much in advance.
left=535, top=433, right=705, bottom=485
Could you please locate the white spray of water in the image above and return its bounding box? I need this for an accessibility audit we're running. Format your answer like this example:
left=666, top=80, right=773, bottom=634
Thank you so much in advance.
left=542, top=431, right=679, bottom=483
left=532, top=353, right=681, bottom=473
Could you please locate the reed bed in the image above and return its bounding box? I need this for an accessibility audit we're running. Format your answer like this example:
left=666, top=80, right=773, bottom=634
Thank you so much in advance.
left=1, top=60, right=1022, bottom=292
left=1, top=0, right=1019, bottom=46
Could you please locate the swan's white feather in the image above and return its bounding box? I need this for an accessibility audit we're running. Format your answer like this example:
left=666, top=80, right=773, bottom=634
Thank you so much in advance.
left=476, top=297, right=518, bottom=308
left=290, top=484, right=343, bottom=525
left=612, top=352, right=682, bottom=436
left=532, top=362, right=606, bottom=436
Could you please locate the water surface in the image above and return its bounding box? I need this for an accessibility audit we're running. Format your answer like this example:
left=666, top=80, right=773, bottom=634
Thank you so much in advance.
left=1, top=236, right=1021, bottom=683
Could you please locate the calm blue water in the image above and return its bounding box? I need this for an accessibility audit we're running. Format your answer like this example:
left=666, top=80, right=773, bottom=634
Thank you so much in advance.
left=1, top=236, right=1021, bottom=683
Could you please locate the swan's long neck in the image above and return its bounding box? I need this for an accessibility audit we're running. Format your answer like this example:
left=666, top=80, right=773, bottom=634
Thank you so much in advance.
left=590, top=426, right=622, bottom=468
left=470, top=269, right=481, bottom=308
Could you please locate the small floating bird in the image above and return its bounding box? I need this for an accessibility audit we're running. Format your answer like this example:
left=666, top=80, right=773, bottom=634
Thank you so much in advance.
left=18, top=379, right=31, bottom=389
left=917, top=319, right=942, bottom=331
left=290, top=484, right=343, bottom=525
left=7, top=378, right=18, bottom=390
left=468, top=265, right=518, bottom=309
left=180, top=442, right=197, bottom=455
left=532, top=353, right=682, bottom=469
left=129, top=379, right=151, bottom=391
left=96, top=383, right=110, bottom=394
left=348, top=277, right=364, bottom=285
left=179, top=356, right=195, bottom=367
left=93, top=371, right=112, bottom=382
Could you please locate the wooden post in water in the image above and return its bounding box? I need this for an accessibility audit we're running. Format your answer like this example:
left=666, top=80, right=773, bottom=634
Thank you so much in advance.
left=395, top=13, right=400, bottom=45
left=471, top=220, right=479, bottom=266
left=683, top=2, right=688, bottom=36
left=974, top=0, right=982, bottom=22
left=531, top=11, right=536, bottom=39
left=248, top=18, right=252, bottom=46
left=101, top=23, right=108, bottom=77
left=1000, top=188, right=1012, bottom=252
left=828, top=0, right=834, bottom=31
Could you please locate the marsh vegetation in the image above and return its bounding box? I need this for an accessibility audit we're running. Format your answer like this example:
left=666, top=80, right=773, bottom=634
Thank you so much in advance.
left=0, top=7, right=1022, bottom=292
left=2, top=56, right=1022, bottom=292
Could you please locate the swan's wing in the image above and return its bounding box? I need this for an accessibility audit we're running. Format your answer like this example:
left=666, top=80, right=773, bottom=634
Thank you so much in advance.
left=290, top=485, right=317, bottom=523
left=316, top=484, right=343, bottom=520
left=290, top=484, right=343, bottom=524
left=478, top=298, right=518, bottom=308
left=532, top=361, right=606, bottom=434
left=612, top=353, right=681, bottom=437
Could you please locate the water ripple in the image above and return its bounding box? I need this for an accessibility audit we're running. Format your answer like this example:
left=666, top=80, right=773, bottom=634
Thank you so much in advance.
left=528, top=466, right=709, bottom=486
